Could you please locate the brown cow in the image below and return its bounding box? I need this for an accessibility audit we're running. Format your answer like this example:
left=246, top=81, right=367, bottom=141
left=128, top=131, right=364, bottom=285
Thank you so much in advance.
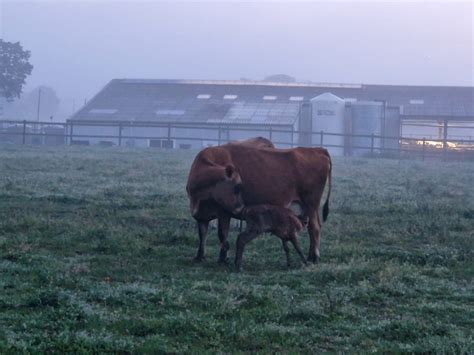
left=235, top=204, right=308, bottom=271
left=186, top=143, right=332, bottom=264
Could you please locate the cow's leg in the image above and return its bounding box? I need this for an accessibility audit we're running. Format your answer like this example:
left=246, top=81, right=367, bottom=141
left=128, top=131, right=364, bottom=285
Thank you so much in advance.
left=235, top=230, right=259, bottom=272
left=217, top=214, right=231, bottom=263
left=194, top=220, right=209, bottom=262
left=290, top=236, right=308, bottom=266
left=281, top=240, right=291, bottom=267
left=307, top=212, right=322, bottom=263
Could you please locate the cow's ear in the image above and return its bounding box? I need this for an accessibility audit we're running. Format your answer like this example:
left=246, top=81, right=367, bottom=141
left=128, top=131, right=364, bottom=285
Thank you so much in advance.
left=225, top=165, right=235, bottom=179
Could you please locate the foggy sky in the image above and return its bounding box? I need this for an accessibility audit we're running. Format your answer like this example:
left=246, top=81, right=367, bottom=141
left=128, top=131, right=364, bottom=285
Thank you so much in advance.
left=1, top=0, right=473, bottom=108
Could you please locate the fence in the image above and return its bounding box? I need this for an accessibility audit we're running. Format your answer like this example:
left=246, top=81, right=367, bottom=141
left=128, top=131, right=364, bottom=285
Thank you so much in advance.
left=1, top=119, right=474, bottom=160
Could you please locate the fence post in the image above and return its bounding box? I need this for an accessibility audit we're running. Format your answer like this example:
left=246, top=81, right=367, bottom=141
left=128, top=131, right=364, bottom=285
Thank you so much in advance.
left=167, top=123, right=171, bottom=146
left=370, top=134, right=375, bottom=157
left=422, top=137, right=426, bottom=161
left=118, top=123, right=122, bottom=146
left=291, top=126, right=294, bottom=148
left=320, top=130, right=324, bottom=147
left=218, top=126, right=221, bottom=146
left=398, top=134, right=401, bottom=159
left=349, top=132, right=354, bottom=157
left=22, top=120, right=26, bottom=145
left=443, top=119, right=448, bottom=161
left=269, top=126, right=273, bottom=141
left=70, top=123, right=74, bottom=145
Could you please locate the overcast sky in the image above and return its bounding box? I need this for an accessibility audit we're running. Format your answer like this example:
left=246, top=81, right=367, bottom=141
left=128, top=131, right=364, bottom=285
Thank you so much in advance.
left=1, top=0, right=473, bottom=105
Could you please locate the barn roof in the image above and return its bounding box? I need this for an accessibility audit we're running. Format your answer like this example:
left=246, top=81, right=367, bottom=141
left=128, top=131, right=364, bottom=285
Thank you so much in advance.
left=69, top=79, right=474, bottom=124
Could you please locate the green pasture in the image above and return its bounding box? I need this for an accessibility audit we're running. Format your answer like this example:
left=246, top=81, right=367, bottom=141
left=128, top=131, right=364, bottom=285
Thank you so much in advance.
left=0, top=145, right=472, bottom=352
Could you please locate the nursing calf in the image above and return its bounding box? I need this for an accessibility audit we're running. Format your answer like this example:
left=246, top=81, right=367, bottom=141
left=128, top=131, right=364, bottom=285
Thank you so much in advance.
left=235, top=205, right=307, bottom=272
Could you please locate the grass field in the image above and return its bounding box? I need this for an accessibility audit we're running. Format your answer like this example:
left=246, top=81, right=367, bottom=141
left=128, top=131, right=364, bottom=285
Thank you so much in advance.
left=0, top=145, right=473, bottom=353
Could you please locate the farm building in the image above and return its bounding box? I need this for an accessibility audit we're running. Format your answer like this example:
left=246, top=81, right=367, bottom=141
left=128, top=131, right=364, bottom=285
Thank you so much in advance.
left=66, top=79, right=474, bottom=155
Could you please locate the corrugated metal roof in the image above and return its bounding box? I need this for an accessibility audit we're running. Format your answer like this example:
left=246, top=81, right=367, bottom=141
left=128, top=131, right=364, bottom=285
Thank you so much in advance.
left=70, top=79, right=474, bottom=123
left=120, top=78, right=363, bottom=89
left=206, top=102, right=300, bottom=125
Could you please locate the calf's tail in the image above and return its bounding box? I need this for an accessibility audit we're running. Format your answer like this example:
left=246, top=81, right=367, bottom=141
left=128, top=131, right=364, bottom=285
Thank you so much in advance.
left=322, top=155, right=332, bottom=222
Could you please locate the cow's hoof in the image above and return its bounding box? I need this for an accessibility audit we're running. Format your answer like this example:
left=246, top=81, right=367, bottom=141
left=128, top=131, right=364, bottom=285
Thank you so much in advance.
left=307, top=255, right=320, bottom=264
left=219, top=250, right=229, bottom=262
left=217, top=257, right=230, bottom=265
left=193, top=256, right=206, bottom=263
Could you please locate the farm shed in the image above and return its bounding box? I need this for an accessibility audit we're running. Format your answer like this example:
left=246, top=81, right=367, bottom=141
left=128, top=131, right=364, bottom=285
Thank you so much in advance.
left=66, top=79, right=474, bottom=154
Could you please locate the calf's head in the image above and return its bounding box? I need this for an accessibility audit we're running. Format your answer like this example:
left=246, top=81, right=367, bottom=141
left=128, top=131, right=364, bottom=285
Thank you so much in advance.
left=187, top=165, right=244, bottom=219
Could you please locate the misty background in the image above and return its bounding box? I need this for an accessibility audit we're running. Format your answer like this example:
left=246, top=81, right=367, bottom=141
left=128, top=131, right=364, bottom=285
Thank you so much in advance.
left=1, top=0, right=473, bottom=121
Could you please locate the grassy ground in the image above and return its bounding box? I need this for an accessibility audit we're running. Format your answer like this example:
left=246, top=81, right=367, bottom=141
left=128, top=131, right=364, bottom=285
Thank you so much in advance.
left=0, top=145, right=473, bottom=353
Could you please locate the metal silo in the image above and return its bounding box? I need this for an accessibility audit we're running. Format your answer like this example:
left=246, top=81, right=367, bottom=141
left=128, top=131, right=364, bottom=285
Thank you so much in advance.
left=350, top=101, right=384, bottom=156
left=298, top=101, right=312, bottom=147
left=311, top=92, right=345, bottom=156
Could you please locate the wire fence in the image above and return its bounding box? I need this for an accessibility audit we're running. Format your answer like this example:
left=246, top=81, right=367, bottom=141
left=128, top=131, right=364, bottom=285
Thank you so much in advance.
left=1, top=119, right=474, bottom=161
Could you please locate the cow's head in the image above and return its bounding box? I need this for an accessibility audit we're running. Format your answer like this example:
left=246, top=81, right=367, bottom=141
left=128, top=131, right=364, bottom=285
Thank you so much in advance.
left=187, top=164, right=244, bottom=219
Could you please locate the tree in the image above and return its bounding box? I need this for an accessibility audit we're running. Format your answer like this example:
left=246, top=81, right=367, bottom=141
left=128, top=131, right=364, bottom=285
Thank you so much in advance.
left=1, top=86, right=60, bottom=121
left=22, top=86, right=60, bottom=121
left=0, top=40, right=34, bottom=101
left=3, top=86, right=60, bottom=121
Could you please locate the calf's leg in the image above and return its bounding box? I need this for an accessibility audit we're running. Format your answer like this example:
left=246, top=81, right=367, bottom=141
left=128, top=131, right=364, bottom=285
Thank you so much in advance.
left=281, top=240, right=291, bottom=267
left=290, top=236, right=308, bottom=266
left=235, top=230, right=259, bottom=272
left=194, top=220, right=209, bottom=262
left=217, top=214, right=231, bottom=263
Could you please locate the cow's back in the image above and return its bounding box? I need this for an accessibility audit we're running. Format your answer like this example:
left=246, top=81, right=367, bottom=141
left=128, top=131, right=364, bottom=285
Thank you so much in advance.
left=228, top=137, right=275, bottom=149
left=225, top=145, right=330, bottom=207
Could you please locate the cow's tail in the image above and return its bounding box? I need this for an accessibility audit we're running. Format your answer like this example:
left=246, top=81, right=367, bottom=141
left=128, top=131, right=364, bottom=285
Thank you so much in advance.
left=322, top=155, right=332, bottom=222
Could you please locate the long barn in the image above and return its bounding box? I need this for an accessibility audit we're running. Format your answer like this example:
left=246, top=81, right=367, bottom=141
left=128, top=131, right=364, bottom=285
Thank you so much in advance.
left=67, top=79, right=474, bottom=155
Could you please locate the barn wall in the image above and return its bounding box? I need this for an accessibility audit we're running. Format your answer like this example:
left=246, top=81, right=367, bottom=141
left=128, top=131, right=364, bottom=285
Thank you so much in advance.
left=401, top=121, right=442, bottom=140
left=72, top=125, right=119, bottom=145
left=401, top=120, right=474, bottom=144
left=447, top=123, right=474, bottom=140
left=68, top=123, right=296, bottom=148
